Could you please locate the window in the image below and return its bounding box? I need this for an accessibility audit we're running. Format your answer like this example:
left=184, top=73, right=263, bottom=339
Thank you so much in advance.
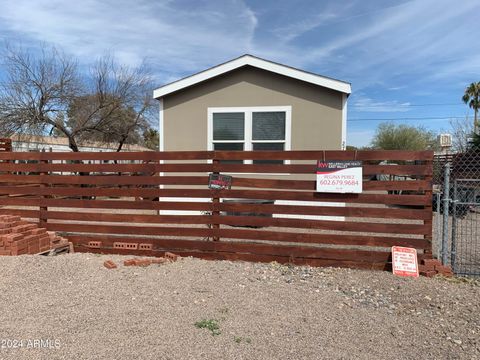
left=208, top=106, right=291, bottom=164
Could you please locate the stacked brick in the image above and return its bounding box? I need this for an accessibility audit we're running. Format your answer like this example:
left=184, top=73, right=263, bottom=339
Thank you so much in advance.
left=419, top=259, right=453, bottom=277
left=0, top=215, right=69, bottom=256
left=104, top=252, right=179, bottom=269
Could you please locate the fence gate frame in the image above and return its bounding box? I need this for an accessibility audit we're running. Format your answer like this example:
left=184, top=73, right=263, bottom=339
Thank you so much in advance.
left=436, top=150, right=480, bottom=277
left=450, top=178, right=480, bottom=276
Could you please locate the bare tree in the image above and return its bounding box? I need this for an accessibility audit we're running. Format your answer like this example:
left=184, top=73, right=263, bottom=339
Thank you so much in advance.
left=449, top=117, right=473, bottom=153
left=0, top=44, right=80, bottom=147
left=0, top=44, right=155, bottom=152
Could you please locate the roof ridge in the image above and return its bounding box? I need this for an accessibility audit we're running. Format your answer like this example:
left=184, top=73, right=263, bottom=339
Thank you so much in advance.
left=153, top=55, right=351, bottom=99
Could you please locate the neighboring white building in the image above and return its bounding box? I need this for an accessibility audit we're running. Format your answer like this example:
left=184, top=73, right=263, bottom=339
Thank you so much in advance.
left=11, top=135, right=151, bottom=152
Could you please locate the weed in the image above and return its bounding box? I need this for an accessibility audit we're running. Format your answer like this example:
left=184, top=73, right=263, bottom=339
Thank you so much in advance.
left=195, top=319, right=221, bottom=336
left=436, top=274, right=480, bottom=286
left=219, top=307, right=229, bottom=314
left=234, top=336, right=252, bottom=344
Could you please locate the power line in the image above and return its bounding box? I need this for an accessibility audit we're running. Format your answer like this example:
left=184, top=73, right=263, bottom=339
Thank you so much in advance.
left=348, top=116, right=466, bottom=122
left=351, top=103, right=464, bottom=108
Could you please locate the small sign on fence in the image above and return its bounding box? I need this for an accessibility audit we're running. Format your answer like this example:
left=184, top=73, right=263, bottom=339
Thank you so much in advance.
left=316, top=160, right=362, bottom=193
left=392, top=246, right=419, bottom=278
left=208, top=173, right=233, bottom=190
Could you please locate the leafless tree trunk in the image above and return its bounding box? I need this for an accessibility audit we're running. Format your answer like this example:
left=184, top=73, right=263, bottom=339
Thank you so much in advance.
left=0, top=43, right=155, bottom=152
left=449, top=117, right=474, bottom=153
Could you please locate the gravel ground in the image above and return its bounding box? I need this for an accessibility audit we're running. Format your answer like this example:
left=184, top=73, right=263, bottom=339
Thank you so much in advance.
left=0, top=255, right=479, bottom=360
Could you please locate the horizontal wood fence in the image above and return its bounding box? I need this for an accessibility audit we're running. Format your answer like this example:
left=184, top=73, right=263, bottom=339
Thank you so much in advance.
left=0, top=150, right=433, bottom=269
left=0, top=138, right=12, bottom=152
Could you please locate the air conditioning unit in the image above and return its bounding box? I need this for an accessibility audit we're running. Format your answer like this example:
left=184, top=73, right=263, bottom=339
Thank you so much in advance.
left=438, top=133, right=452, bottom=148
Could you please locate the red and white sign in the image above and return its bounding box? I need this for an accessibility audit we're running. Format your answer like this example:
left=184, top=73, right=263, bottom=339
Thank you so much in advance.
left=392, top=246, right=419, bottom=277
left=316, top=160, right=362, bottom=193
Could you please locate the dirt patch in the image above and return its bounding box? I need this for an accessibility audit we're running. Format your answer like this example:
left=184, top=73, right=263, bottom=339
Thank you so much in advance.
left=0, top=254, right=478, bottom=359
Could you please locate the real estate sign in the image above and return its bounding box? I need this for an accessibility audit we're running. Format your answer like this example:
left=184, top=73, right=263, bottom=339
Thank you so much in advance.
left=392, top=246, right=419, bottom=278
left=316, top=160, right=362, bottom=193
left=208, top=173, right=233, bottom=190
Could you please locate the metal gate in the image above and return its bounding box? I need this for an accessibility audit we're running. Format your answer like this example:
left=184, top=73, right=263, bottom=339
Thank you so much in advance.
left=435, top=150, right=480, bottom=277
left=451, top=179, right=480, bottom=276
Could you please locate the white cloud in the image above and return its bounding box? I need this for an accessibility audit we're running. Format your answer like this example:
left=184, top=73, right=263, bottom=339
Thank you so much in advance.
left=273, top=12, right=337, bottom=42
left=266, top=0, right=480, bottom=90
left=352, top=96, right=411, bottom=113
left=0, top=0, right=258, bottom=83
left=0, top=0, right=478, bottom=96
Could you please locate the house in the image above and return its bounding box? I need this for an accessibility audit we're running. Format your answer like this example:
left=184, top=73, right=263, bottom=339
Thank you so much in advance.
left=153, top=54, right=351, bottom=153
left=11, top=135, right=151, bottom=153
left=153, top=55, right=351, bottom=218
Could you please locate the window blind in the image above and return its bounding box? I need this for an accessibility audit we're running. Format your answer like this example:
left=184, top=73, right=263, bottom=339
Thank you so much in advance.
left=213, top=113, right=245, bottom=140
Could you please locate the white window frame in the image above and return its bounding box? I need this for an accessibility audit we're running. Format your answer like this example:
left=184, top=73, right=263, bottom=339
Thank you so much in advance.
left=207, top=106, right=292, bottom=164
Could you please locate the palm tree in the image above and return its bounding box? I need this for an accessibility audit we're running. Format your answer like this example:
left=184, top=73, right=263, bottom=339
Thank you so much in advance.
left=462, top=82, right=480, bottom=134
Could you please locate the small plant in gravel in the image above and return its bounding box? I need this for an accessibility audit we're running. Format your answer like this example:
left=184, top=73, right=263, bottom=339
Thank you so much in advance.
left=195, top=319, right=221, bottom=336
left=436, top=275, right=480, bottom=286
left=218, top=307, right=229, bottom=314
left=234, top=336, right=251, bottom=344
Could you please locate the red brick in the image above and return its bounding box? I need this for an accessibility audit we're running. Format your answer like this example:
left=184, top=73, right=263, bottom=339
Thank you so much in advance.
left=5, top=234, right=24, bottom=242
left=11, top=247, right=28, bottom=255
left=165, top=252, right=179, bottom=262
left=124, top=243, right=138, bottom=250
left=23, top=234, right=41, bottom=243
left=10, top=224, right=36, bottom=234
left=435, top=264, right=452, bottom=272
left=420, top=270, right=437, bottom=278
left=27, top=228, right=47, bottom=236
left=11, top=241, right=27, bottom=251
left=422, top=259, right=442, bottom=267
left=419, top=264, right=435, bottom=272
left=113, top=242, right=126, bottom=249
left=88, top=241, right=102, bottom=249
left=28, top=241, right=40, bottom=254
left=0, top=222, right=12, bottom=229
left=39, top=237, right=50, bottom=248
left=133, top=258, right=151, bottom=267
left=0, top=249, right=11, bottom=256
left=104, top=260, right=117, bottom=269
left=123, top=259, right=136, bottom=266
left=59, top=237, right=68, bottom=244
left=16, top=239, right=28, bottom=248
left=151, top=257, right=166, bottom=264
left=138, top=243, right=152, bottom=250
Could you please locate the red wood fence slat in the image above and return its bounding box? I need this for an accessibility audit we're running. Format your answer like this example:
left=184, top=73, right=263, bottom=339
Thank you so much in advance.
left=0, top=149, right=433, bottom=269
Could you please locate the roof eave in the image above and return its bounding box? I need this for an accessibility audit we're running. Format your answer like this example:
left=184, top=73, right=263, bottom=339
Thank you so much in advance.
left=153, top=55, right=351, bottom=99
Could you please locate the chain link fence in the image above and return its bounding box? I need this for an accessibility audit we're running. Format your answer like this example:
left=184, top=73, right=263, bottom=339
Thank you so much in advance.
left=433, top=150, right=480, bottom=276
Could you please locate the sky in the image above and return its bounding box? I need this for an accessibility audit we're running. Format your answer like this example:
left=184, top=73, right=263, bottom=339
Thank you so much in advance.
left=0, top=0, right=479, bottom=147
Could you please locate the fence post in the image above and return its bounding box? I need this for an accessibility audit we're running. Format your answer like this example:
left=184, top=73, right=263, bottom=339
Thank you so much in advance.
left=450, top=179, right=458, bottom=271
left=212, top=157, right=220, bottom=241
left=441, top=162, right=450, bottom=265
left=39, top=158, right=48, bottom=228
left=435, top=192, right=441, bottom=260
left=422, top=157, right=434, bottom=260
